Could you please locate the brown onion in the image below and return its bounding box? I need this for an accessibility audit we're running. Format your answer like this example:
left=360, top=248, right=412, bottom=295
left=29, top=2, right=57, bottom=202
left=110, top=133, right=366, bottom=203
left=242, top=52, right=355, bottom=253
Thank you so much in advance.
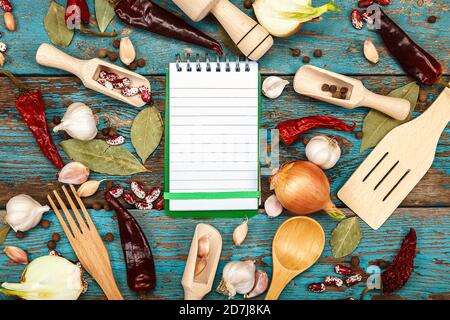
left=270, top=161, right=344, bottom=219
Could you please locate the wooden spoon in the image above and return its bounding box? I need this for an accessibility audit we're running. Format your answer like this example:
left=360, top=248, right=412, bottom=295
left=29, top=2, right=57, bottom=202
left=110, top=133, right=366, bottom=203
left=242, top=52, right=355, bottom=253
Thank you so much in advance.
left=265, top=216, right=325, bottom=300
left=35, top=43, right=149, bottom=107
left=181, top=223, right=222, bottom=300
left=294, top=65, right=410, bottom=120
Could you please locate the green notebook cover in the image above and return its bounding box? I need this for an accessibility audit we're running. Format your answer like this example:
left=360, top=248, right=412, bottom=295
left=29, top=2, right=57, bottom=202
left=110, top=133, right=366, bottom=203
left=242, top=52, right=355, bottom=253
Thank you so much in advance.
left=164, top=63, right=261, bottom=218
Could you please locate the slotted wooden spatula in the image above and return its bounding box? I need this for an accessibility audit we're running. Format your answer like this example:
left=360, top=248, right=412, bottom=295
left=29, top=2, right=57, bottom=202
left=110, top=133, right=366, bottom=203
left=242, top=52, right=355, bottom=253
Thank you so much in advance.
left=338, top=86, right=450, bottom=230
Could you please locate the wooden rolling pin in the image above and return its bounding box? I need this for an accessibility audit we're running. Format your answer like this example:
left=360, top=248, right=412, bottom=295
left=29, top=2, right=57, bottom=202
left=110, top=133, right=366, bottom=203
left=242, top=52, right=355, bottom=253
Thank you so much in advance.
left=172, top=0, right=273, bottom=60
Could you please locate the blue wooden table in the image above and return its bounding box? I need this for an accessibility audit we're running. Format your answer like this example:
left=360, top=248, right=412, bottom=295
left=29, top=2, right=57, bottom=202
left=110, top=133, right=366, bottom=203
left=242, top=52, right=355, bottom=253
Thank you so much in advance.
left=0, top=0, right=448, bottom=300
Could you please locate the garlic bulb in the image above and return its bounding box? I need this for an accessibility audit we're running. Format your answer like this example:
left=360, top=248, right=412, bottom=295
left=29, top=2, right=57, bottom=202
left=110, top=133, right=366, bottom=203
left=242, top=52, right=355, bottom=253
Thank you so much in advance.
left=58, top=162, right=90, bottom=185
left=233, top=218, right=248, bottom=246
left=0, top=255, right=85, bottom=300
left=262, top=76, right=289, bottom=99
left=53, top=103, right=97, bottom=141
left=305, top=135, right=341, bottom=170
left=217, top=260, right=256, bottom=297
left=6, top=194, right=50, bottom=232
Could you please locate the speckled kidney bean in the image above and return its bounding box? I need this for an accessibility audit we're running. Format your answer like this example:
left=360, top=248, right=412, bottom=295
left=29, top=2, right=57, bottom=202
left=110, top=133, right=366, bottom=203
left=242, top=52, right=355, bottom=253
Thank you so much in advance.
left=351, top=9, right=364, bottom=30
left=334, top=264, right=352, bottom=276
left=123, top=191, right=136, bottom=205
left=345, top=274, right=363, bottom=287
left=97, top=78, right=114, bottom=90
left=145, top=187, right=161, bottom=204
left=130, top=181, right=146, bottom=199
left=121, top=86, right=139, bottom=97
left=135, top=200, right=153, bottom=210
left=308, top=282, right=326, bottom=293
left=108, top=186, right=124, bottom=198
left=106, top=135, right=125, bottom=146
left=324, top=276, right=344, bottom=287
left=138, top=85, right=151, bottom=103
left=153, top=196, right=164, bottom=210
left=99, top=71, right=119, bottom=82
left=112, top=77, right=131, bottom=89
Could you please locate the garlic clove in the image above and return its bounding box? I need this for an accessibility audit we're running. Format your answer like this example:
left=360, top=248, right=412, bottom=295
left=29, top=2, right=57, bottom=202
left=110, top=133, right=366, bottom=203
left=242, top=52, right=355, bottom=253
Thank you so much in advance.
left=363, top=39, right=379, bottom=64
left=0, top=52, right=5, bottom=66
left=6, top=194, right=50, bottom=232
left=264, top=194, right=283, bottom=217
left=233, top=218, right=248, bottom=246
left=76, top=180, right=102, bottom=198
left=194, top=257, right=207, bottom=277
left=53, top=103, right=98, bottom=141
left=119, top=37, right=136, bottom=66
left=4, top=246, right=28, bottom=265
left=58, top=162, right=90, bottom=185
left=245, top=270, right=269, bottom=298
left=217, top=260, right=256, bottom=297
left=262, top=76, right=289, bottom=99
left=305, top=135, right=341, bottom=170
left=197, top=234, right=210, bottom=258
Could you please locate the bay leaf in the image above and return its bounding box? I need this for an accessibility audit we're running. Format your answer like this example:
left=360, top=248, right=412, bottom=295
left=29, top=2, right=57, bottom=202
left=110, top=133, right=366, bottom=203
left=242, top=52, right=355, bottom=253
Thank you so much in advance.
left=360, top=82, right=420, bottom=152
left=330, top=216, right=361, bottom=258
left=95, top=0, right=115, bottom=33
left=0, top=225, right=11, bottom=245
left=131, top=107, right=164, bottom=164
left=44, top=1, right=74, bottom=48
left=61, top=139, right=149, bottom=176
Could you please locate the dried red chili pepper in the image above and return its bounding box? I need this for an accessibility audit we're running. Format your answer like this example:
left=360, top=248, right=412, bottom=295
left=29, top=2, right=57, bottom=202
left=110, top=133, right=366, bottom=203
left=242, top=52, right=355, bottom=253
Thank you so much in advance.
left=108, top=0, right=223, bottom=55
left=0, top=0, right=12, bottom=12
left=369, top=10, right=446, bottom=87
left=381, top=228, right=417, bottom=293
left=0, top=69, right=64, bottom=170
left=105, top=190, right=156, bottom=292
left=277, top=116, right=356, bottom=145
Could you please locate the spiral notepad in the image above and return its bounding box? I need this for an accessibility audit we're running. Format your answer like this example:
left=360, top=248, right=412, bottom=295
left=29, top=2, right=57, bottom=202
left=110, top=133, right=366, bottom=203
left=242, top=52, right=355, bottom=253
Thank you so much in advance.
left=164, top=55, right=261, bottom=218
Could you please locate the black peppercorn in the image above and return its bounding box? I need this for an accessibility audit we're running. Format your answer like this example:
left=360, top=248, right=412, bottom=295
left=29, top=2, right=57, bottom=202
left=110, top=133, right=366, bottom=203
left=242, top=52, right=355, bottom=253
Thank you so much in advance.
left=291, top=48, right=301, bottom=57
left=47, top=240, right=57, bottom=250
left=427, top=15, right=437, bottom=23
left=313, top=49, right=322, bottom=58
left=302, top=56, right=310, bottom=63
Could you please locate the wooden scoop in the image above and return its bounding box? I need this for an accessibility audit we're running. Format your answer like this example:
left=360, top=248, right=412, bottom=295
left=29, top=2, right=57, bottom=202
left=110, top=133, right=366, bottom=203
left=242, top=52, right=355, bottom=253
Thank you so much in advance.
left=35, top=43, right=149, bottom=107
left=294, top=65, right=410, bottom=120
left=181, top=223, right=222, bottom=300
left=265, top=217, right=325, bottom=300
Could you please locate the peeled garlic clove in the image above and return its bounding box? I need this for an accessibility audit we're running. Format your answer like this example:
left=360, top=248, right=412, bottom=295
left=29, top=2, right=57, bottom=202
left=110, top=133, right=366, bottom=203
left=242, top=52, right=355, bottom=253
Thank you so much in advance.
left=6, top=194, right=50, bottom=232
left=233, top=218, right=248, bottom=246
left=364, top=39, right=379, bottom=64
left=119, top=37, right=136, bottom=66
left=262, top=76, right=289, bottom=99
left=264, top=194, right=283, bottom=217
left=217, top=260, right=256, bottom=297
left=58, top=162, right=90, bottom=185
left=194, top=257, right=207, bottom=277
left=197, top=234, right=210, bottom=258
left=4, top=246, right=28, bottom=265
left=245, top=270, right=269, bottom=298
left=77, top=180, right=102, bottom=198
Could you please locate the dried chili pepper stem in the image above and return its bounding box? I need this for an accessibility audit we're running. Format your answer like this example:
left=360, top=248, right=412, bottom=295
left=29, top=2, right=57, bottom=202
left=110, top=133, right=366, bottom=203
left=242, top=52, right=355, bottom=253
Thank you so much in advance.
left=0, top=69, right=26, bottom=92
left=79, top=26, right=118, bottom=38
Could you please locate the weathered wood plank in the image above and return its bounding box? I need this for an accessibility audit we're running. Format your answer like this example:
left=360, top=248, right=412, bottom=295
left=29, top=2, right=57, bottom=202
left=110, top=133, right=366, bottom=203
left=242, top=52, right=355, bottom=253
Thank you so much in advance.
left=0, top=208, right=448, bottom=300
left=1, top=0, right=448, bottom=75
left=0, top=76, right=448, bottom=207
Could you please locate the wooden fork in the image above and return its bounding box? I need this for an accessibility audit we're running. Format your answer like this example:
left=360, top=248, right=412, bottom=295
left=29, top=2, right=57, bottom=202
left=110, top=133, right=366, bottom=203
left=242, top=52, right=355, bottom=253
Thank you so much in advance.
left=47, top=185, right=124, bottom=300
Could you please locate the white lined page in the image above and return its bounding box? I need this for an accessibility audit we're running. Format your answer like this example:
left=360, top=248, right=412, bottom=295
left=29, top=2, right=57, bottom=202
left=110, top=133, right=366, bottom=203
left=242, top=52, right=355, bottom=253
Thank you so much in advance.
left=168, top=61, right=259, bottom=211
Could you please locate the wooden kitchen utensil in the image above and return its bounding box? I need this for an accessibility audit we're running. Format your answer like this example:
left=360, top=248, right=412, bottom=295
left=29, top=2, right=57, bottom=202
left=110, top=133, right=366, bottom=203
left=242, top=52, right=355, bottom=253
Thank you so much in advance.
left=172, top=0, right=273, bottom=60
left=36, top=43, right=149, bottom=107
left=47, top=185, right=124, bottom=300
left=338, top=85, right=450, bottom=230
left=181, top=223, right=222, bottom=300
left=265, top=217, right=325, bottom=300
left=294, top=65, right=410, bottom=120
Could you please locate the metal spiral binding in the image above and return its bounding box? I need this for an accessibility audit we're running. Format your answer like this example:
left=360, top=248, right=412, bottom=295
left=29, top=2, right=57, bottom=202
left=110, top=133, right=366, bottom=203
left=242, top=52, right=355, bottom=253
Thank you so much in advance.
left=175, top=53, right=250, bottom=72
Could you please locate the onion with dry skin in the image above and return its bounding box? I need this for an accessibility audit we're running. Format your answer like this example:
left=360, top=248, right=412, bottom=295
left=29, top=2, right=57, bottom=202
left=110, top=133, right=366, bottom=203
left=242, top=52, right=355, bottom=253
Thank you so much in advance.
left=270, top=161, right=344, bottom=219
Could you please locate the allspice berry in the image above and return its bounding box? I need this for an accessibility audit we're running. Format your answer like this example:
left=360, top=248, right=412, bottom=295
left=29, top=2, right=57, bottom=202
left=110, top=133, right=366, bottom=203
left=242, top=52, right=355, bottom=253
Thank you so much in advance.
left=52, top=232, right=61, bottom=242
left=15, top=231, right=25, bottom=239
left=40, top=219, right=51, bottom=228
left=101, top=127, right=110, bottom=136
left=313, top=49, right=322, bottom=58
left=47, top=240, right=57, bottom=250
left=243, top=0, right=253, bottom=9
left=107, top=51, right=118, bottom=62
left=108, top=127, right=117, bottom=137
left=113, top=39, right=121, bottom=48
left=427, top=15, right=437, bottom=23
left=103, top=232, right=114, bottom=242
left=137, top=58, right=146, bottom=68
left=302, top=56, right=310, bottom=63
left=291, top=48, right=301, bottom=57
left=355, top=131, right=363, bottom=139
left=128, top=61, right=138, bottom=71
left=98, top=49, right=108, bottom=58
